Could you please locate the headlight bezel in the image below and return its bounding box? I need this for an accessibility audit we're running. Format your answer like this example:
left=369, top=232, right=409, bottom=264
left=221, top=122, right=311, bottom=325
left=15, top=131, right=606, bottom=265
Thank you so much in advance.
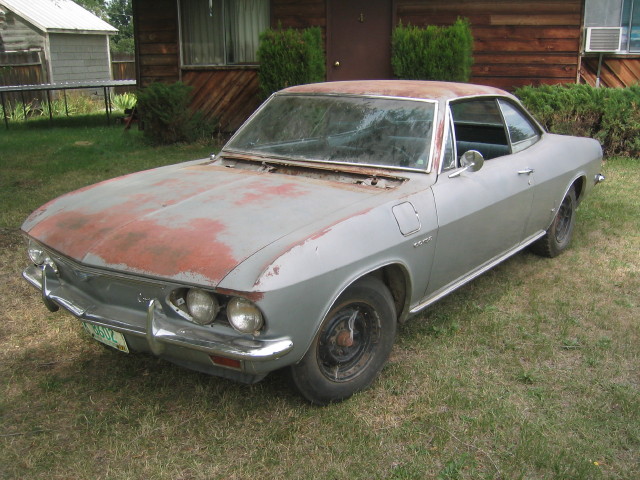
left=185, top=288, right=220, bottom=325
left=226, top=297, right=264, bottom=334
left=27, top=240, right=47, bottom=265
left=168, top=289, right=264, bottom=335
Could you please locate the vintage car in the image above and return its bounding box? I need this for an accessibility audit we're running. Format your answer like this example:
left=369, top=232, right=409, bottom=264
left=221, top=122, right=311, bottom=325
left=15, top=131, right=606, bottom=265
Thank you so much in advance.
left=22, top=81, right=604, bottom=404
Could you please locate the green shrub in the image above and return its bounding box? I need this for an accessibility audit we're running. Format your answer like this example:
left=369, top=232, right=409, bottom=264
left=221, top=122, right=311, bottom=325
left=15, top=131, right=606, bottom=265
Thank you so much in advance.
left=136, top=82, right=214, bottom=145
left=392, top=18, right=473, bottom=82
left=516, top=84, right=640, bottom=157
left=257, top=25, right=325, bottom=99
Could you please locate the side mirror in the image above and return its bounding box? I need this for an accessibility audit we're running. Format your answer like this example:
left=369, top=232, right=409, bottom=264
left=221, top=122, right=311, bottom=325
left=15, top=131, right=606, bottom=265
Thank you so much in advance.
left=449, top=150, right=484, bottom=178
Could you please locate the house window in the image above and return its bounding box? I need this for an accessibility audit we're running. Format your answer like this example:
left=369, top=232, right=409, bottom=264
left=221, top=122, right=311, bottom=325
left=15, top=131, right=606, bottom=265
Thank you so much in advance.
left=622, top=0, right=640, bottom=52
left=179, top=0, right=269, bottom=66
left=584, top=0, right=639, bottom=53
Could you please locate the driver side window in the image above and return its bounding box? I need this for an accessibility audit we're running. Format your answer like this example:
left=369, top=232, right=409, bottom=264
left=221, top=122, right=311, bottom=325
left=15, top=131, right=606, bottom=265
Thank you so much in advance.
left=450, top=99, right=511, bottom=161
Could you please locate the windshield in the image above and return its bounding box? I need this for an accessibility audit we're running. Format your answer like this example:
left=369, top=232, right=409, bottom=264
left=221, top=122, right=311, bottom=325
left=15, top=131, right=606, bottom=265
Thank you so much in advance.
left=225, top=94, right=436, bottom=170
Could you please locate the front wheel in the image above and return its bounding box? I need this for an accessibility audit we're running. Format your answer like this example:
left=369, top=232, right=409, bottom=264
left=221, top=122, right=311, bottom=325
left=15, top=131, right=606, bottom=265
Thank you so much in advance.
left=290, top=276, right=397, bottom=405
left=531, top=187, right=577, bottom=258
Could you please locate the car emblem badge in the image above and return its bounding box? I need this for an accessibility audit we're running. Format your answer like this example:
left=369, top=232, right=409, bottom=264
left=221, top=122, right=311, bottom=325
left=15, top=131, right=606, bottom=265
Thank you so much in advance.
left=413, top=236, right=433, bottom=248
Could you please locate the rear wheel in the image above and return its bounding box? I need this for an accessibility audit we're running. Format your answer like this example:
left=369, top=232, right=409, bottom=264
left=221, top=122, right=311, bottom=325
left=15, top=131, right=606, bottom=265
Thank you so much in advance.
left=531, top=187, right=576, bottom=258
left=291, top=276, right=396, bottom=405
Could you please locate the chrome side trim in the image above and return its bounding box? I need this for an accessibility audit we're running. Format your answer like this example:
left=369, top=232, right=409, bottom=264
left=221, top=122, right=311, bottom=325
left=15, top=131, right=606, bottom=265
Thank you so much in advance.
left=409, top=231, right=546, bottom=314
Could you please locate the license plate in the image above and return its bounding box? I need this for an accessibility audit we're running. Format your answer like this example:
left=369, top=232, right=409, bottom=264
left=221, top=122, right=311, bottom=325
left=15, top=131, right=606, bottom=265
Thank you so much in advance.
left=82, top=322, right=129, bottom=353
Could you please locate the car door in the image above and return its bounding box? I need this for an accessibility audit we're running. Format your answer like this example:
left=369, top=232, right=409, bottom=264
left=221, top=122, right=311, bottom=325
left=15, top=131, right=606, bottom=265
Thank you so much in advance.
left=425, top=98, right=538, bottom=298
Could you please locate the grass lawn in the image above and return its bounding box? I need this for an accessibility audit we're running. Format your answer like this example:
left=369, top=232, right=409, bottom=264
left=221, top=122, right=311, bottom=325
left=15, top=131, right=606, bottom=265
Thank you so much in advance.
left=1, top=117, right=638, bottom=479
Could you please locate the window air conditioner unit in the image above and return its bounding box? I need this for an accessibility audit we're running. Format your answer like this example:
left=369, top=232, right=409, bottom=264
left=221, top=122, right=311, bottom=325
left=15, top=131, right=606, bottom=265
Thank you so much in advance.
left=585, top=27, right=622, bottom=52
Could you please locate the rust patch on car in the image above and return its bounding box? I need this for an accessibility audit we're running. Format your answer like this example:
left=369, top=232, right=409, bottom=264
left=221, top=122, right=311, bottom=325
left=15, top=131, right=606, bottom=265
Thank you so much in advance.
left=27, top=209, right=145, bottom=261
left=432, top=119, right=446, bottom=172
left=28, top=204, right=239, bottom=284
left=234, top=179, right=309, bottom=205
left=90, top=217, right=237, bottom=284
left=283, top=80, right=511, bottom=103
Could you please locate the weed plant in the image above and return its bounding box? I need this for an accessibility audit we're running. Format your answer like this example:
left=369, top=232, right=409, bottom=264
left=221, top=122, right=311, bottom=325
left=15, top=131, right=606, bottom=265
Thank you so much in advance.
left=111, top=92, right=137, bottom=113
left=1, top=92, right=106, bottom=121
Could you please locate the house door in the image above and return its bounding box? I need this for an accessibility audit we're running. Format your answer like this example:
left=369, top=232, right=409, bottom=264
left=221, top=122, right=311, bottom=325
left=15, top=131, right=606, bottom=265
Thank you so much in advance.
left=327, top=0, right=393, bottom=81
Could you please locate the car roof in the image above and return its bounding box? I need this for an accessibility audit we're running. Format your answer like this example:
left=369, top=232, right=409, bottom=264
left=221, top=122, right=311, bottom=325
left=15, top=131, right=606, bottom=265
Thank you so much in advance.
left=281, top=80, right=514, bottom=103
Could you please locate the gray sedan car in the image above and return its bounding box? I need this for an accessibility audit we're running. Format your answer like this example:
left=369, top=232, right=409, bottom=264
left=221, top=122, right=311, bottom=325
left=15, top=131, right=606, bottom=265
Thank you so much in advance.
left=22, top=81, right=604, bottom=404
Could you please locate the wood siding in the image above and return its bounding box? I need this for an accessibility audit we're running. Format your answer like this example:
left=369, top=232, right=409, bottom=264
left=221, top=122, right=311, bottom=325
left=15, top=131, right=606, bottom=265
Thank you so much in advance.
left=396, top=0, right=583, bottom=90
left=0, top=10, right=44, bottom=52
left=0, top=51, right=46, bottom=106
left=182, top=69, right=261, bottom=132
left=580, top=55, right=640, bottom=88
left=133, top=0, right=180, bottom=86
left=49, top=33, right=112, bottom=85
left=133, top=0, right=266, bottom=131
left=272, top=0, right=326, bottom=29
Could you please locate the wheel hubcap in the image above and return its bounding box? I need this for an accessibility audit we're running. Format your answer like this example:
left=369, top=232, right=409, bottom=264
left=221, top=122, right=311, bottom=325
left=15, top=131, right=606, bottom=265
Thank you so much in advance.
left=317, top=303, right=380, bottom=382
left=555, top=196, right=572, bottom=243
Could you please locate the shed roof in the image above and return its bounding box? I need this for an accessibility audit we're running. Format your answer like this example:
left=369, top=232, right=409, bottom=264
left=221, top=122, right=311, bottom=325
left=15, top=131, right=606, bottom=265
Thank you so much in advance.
left=0, top=0, right=117, bottom=35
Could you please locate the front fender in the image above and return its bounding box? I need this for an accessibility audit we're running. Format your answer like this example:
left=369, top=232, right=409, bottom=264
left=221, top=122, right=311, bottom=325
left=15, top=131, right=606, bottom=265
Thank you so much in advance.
left=218, top=202, right=434, bottom=364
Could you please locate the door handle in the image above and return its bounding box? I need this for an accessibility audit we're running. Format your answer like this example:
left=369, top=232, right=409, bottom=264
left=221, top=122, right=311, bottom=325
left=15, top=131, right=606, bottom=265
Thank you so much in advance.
left=518, top=168, right=534, bottom=175
left=334, top=61, right=340, bottom=67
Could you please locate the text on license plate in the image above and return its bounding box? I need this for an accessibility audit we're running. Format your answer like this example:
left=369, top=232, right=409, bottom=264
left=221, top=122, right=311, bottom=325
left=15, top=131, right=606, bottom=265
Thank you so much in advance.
left=82, top=322, right=129, bottom=353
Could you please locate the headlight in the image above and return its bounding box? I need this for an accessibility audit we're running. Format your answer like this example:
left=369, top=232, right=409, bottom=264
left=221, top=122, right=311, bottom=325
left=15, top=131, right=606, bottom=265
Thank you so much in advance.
left=227, top=297, right=264, bottom=334
left=27, top=240, right=47, bottom=265
left=186, top=288, right=220, bottom=325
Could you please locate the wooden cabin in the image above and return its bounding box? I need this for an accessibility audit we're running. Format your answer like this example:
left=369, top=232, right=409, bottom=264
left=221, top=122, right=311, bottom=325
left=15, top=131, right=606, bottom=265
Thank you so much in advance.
left=132, top=0, right=640, bottom=132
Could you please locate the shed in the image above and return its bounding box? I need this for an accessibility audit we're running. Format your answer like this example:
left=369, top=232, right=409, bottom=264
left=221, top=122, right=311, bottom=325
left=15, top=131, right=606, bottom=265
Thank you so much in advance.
left=0, top=0, right=117, bottom=87
left=131, top=0, right=640, bottom=132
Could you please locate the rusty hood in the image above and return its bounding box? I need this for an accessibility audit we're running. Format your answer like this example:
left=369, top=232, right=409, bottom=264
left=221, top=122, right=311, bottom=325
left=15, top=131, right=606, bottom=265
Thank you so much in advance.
left=22, top=159, right=396, bottom=286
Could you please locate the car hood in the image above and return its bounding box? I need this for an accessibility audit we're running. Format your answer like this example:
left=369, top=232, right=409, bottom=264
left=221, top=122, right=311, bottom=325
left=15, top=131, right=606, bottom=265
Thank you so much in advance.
left=22, top=159, right=400, bottom=286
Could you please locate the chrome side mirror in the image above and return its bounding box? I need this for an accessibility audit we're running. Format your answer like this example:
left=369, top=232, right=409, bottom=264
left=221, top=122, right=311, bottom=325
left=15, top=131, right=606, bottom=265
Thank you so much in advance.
left=449, top=150, right=484, bottom=178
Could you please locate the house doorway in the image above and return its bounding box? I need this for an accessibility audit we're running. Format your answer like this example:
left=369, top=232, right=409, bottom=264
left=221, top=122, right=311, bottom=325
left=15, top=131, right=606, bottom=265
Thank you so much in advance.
left=326, top=0, right=393, bottom=81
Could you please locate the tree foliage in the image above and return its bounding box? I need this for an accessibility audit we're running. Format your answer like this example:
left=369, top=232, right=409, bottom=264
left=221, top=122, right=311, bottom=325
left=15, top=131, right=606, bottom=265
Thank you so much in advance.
left=73, top=0, right=133, bottom=54
left=106, top=0, right=134, bottom=54
left=73, top=0, right=106, bottom=18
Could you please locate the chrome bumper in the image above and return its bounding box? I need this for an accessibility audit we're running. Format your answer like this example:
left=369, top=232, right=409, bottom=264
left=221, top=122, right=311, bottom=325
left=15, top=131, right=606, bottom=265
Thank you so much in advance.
left=23, top=264, right=294, bottom=362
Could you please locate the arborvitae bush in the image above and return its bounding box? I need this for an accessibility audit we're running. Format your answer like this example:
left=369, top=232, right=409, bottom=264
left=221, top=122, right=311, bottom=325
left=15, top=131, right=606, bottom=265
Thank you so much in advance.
left=392, top=18, right=473, bottom=82
left=257, top=25, right=325, bottom=99
left=136, top=82, right=213, bottom=145
left=516, top=83, right=640, bottom=157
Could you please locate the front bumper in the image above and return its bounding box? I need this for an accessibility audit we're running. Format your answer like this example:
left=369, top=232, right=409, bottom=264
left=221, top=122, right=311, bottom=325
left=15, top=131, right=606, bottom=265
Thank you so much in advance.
left=23, top=262, right=294, bottom=377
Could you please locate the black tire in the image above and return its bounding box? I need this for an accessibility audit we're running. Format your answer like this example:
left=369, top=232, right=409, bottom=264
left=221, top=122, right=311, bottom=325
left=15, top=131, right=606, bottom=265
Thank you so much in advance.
left=531, top=187, right=577, bottom=258
left=291, top=276, right=397, bottom=405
